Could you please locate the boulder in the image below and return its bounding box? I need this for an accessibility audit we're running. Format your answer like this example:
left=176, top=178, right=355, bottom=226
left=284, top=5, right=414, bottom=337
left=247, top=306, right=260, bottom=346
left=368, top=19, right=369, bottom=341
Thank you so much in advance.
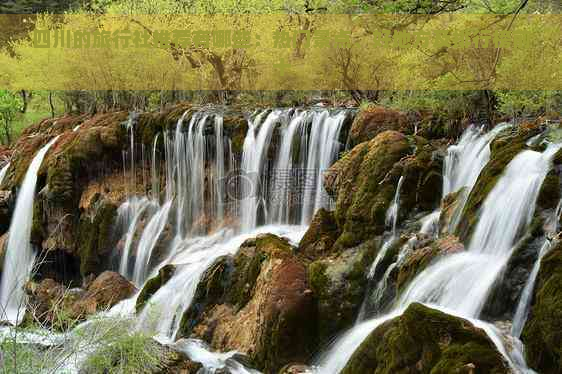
left=308, top=240, right=377, bottom=343
left=70, top=271, right=136, bottom=319
left=180, top=234, right=316, bottom=373
left=325, top=131, right=410, bottom=249
left=77, top=196, right=118, bottom=277
left=136, top=264, right=176, bottom=313
left=521, top=239, right=562, bottom=374
left=342, top=303, right=509, bottom=374
left=348, top=107, right=409, bottom=146
left=396, top=235, right=464, bottom=292
left=298, top=208, right=339, bottom=260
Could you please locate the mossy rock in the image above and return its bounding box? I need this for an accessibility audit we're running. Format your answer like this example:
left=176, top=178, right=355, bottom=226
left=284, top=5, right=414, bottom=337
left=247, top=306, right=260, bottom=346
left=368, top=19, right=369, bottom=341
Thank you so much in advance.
left=342, top=303, right=509, bottom=374
left=348, top=107, right=409, bottom=146
left=135, top=264, right=176, bottom=313
left=308, top=240, right=377, bottom=343
left=537, top=171, right=561, bottom=211
left=298, top=208, right=339, bottom=260
left=223, top=112, right=249, bottom=158
left=521, top=239, right=562, bottom=374
left=77, top=198, right=118, bottom=277
left=328, top=131, right=411, bottom=249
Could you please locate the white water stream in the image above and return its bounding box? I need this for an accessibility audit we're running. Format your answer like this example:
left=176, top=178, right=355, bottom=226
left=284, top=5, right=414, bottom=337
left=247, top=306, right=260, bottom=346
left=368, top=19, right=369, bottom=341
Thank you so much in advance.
left=0, top=136, right=60, bottom=325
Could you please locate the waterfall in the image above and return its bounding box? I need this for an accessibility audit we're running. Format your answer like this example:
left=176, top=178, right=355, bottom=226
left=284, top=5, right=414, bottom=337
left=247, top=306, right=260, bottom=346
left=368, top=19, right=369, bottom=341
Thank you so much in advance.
left=131, top=201, right=172, bottom=285
left=240, top=110, right=282, bottom=231
left=400, top=144, right=560, bottom=317
left=366, top=175, right=404, bottom=279
left=269, top=111, right=308, bottom=224
left=0, top=136, right=60, bottom=325
left=318, top=142, right=559, bottom=373
left=151, top=134, right=160, bottom=200
left=300, top=111, right=346, bottom=224
left=511, top=240, right=551, bottom=338
left=239, top=109, right=347, bottom=231
left=356, top=176, right=404, bottom=321
left=442, top=123, right=510, bottom=231
left=0, top=162, right=10, bottom=185
left=117, top=197, right=155, bottom=277
left=136, top=225, right=306, bottom=340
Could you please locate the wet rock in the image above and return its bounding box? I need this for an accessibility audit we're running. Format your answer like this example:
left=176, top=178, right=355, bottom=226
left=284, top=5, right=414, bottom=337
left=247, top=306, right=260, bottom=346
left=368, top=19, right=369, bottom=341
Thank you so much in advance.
left=298, top=208, right=339, bottom=260
left=325, top=131, right=410, bottom=249
left=278, top=363, right=312, bottom=374
left=24, top=278, right=81, bottom=329
left=439, top=188, right=466, bottom=235
left=180, top=234, right=316, bottom=373
left=521, top=239, right=562, bottom=374
left=396, top=235, right=464, bottom=293
left=70, top=271, right=136, bottom=320
left=482, top=218, right=544, bottom=319
left=77, top=196, right=118, bottom=277
left=348, top=107, right=409, bottom=146
left=342, top=303, right=509, bottom=374
left=136, top=264, right=176, bottom=313
left=308, top=240, right=377, bottom=343
left=0, top=190, right=14, bottom=235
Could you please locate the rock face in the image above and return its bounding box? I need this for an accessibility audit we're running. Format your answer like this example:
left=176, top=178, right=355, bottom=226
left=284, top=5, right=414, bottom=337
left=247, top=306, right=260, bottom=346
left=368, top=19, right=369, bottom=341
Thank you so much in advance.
left=348, top=107, right=409, bottom=146
left=342, top=303, right=509, bottom=374
left=180, top=234, right=316, bottom=373
left=136, top=264, right=176, bottom=312
left=522, top=239, right=562, bottom=374
left=325, top=131, right=410, bottom=249
left=396, top=235, right=464, bottom=293
left=298, top=208, right=339, bottom=260
left=308, top=240, right=376, bottom=343
left=26, top=271, right=136, bottom=327
left=325, top=130, right=442, bottom=250
left=77, top=195, right=118, bottom=277
left=0, top=190, right=13, bottom=235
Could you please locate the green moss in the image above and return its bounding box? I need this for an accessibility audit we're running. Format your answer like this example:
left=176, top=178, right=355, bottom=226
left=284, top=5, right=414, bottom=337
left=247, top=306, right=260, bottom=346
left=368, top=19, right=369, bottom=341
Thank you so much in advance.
left=342, top=303, right=508, bottom=374
left=223, top=113, right=248, bottom=157
left=298, top=208, right=339, bottom=260
left=178, top=256, right=233, bottom=337
left=135, top=264, right=176, bottom=313
left=227, top=248, right=265, bottom=310
left=30, top=199, right=45, bottom=245
left=308, top=241, right=377, bottom=342
left=521, top=241, right=562, bottom=374
left=332, top=131, right=410, bottom=250
left=537, top=171, right=560, bottom=211
left=78, top=200, right=118, bottom=277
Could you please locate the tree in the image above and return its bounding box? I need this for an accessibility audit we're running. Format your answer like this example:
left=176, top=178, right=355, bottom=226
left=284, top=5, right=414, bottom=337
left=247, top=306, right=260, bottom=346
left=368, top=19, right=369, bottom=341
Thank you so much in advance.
left=0, top=90, right=23, bottom=144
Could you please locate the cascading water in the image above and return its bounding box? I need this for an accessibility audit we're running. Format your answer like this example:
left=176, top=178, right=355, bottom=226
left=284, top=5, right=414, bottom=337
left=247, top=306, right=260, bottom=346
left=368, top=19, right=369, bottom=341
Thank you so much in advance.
left=269, top=111, right=309, bottom=224
left=0, top=161, right=10, bottom=185
left=442, top=123, right=510, bottom=232
left=0, top=136, right=60, bottom=325
left=240, top=109, right=348, bottom=230
left=400, top=144, right=560, bottom=316
left=356, top=176, right=404, bottom=321
left=300, top=111, right=346, bottom=224
left=366, top=175, right=404, bottom=279
left=317, top=136, right=559, bottom=374
left=240, top=110, right=282, bottom=231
